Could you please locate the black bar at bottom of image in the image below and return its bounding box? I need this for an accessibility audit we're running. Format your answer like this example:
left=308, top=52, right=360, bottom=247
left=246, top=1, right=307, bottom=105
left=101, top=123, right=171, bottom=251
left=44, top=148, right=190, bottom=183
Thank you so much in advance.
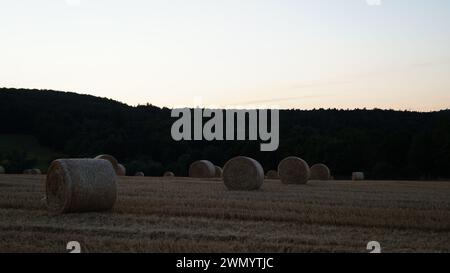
left=0, top=253, right=442, bottom=272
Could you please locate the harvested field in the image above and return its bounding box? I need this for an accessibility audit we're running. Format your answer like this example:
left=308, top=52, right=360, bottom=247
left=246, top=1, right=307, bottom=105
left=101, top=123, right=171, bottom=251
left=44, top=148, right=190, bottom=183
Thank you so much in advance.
left=0, top=174, right=449, bottom=253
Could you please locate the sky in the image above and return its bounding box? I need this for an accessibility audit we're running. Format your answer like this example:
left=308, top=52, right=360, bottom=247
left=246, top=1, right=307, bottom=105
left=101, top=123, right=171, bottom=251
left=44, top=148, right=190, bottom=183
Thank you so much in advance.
left=1, top=0, right=450, bottom=111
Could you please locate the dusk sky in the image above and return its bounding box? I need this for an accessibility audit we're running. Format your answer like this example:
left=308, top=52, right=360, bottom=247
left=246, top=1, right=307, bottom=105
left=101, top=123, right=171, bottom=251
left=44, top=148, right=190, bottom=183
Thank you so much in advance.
left=1, top=0, right=449, bottom=110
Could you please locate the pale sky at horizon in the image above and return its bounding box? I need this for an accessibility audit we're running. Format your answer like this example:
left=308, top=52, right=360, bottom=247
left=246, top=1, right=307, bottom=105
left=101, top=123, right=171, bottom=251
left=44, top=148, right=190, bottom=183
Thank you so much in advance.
left=1, top=0, right=450, bottom=111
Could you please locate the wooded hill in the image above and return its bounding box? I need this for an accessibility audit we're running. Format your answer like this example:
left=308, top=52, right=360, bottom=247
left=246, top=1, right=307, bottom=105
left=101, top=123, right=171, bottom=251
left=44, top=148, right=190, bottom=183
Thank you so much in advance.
left=1, top=87, right=449, bottom=180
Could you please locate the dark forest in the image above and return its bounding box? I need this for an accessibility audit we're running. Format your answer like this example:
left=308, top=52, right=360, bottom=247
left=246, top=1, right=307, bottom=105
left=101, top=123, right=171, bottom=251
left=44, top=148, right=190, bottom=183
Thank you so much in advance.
left=1, top=88, right=449, bottom=180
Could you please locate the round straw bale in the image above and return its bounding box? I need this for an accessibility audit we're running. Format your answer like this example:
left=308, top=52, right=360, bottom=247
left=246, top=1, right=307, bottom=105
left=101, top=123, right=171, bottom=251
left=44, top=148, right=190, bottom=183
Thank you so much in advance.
left=278, top=157, right=310, bottom=184
left=0, top=166, right=4, bottom=174
left=266, top=170, right=279, bottom=179
left=352, top=172, right=365, bottom=181
left=46, top=159, right=117, bottom=215
left=94, top=154, right=119, bottom=166
left=117, top=164, right=126, bottom=176
left=23, top=169, right=41, bottom=175
left=135, top=172, right=145, bottom=177
left=215, top=166, right=223, bottom=178
left=189, top=160, right=215, bottom=178
left=164, top=171, right=175, bottom=177
left=223, top=156, right=264, bottom=191
left=94, top=154, right=122, bottom=175
left=310, top=163, right=331, bottom=180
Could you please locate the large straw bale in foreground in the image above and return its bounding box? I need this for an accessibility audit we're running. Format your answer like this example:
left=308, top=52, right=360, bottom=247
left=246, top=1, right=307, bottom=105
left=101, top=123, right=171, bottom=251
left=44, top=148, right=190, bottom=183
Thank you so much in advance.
left=278, top=157, right=310, bottom=184
left=46, top=159, right=117, bottom=215
left=189, top=160, right=215, bottom=178
left=223, top=156, right=264, bottom=191
left=310, top=163, right=331, bottom=180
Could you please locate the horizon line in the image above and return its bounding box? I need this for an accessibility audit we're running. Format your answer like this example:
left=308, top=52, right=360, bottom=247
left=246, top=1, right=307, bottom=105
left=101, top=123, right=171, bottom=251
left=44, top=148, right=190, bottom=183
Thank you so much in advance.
left=1, top=86, right=449, bottom=114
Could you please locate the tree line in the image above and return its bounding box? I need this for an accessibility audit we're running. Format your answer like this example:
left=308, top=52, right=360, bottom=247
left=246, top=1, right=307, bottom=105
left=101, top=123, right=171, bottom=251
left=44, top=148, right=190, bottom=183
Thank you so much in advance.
left=1, top=87, right=449, bottom=180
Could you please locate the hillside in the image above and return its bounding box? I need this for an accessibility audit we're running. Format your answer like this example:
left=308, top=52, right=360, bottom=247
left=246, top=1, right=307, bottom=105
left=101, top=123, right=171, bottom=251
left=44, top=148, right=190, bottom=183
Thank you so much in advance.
left=0, top=134, right=60, bottom=173
left=0, top=87, right=449, bottom=179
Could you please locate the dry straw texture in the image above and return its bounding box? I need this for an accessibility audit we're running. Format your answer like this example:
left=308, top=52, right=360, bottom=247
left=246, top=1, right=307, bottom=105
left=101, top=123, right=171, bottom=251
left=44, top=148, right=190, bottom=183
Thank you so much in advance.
left=2, top=175, right=449, bottom=252
left=135, top=172, right=145, bottom=177
left=223, top=156, right=264, bottom=191
left=278, top=156, right=310, bottom=184
left=214, top=166, right=223, bottom=178
left=164, top=171, right=175, bottom=177
left=189, top=160, right=215, bottom=178
left=266, top=170, right=279, bottom=179
left=46, top=159, right=117, bottom=215
left=0, top=166, right=4, bottom=174
left=352, top=172, right=365, bottom=181
left=310, top=164, right=331, bottom=180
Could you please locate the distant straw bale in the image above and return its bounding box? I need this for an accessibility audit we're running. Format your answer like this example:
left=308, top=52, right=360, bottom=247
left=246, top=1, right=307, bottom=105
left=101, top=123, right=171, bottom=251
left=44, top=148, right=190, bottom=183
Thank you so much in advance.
left=23, top=169, right=41, bottom=175
left=117, top=164, right=126, bottom=176
left=223, top=156, right=264, bottom=191
left=164, top=171, right=175, bottom=177
left=352, top=172, right=365, bottom=181
left=135, top=172, right=145, bottom=177
left=266, top=170, right=279, bottom=179
left=310, top=163, right=331, bottom=180
left=278, top=157, right=310, bottom=184
left=215, top=166, right=223, bottom=178
left=189, top=160, right=215, bottom=178
left=95, top=154, right=123, bottom=175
